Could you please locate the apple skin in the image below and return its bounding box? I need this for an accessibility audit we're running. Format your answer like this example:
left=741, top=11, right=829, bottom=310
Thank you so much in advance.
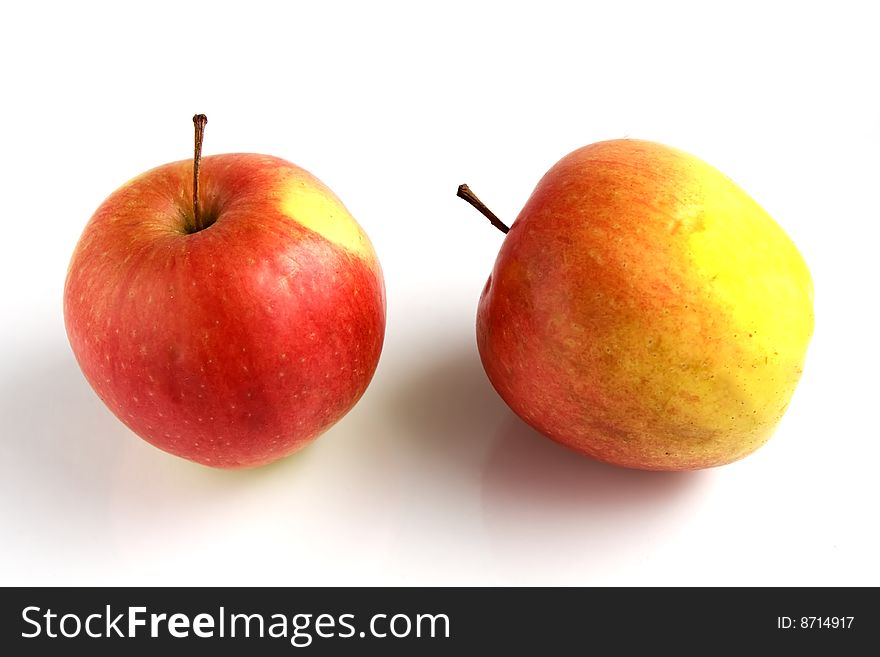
left=477, top=140, right=814, bottom=471
left=64, top=154, right=385, bottom=468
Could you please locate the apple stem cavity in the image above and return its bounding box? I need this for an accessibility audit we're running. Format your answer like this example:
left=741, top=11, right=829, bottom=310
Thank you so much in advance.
left=191, top=113, right=208, bottom=232
left=456, top=184, right=510, bottom=234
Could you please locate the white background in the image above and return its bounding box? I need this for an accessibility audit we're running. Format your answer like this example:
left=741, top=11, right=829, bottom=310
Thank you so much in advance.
left=1, top=0, right=878, bottom=586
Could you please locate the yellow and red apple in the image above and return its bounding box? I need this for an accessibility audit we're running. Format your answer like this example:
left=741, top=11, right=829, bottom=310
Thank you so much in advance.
left=64, top=117, right=385, bottom=468
left=464, top=139, right=814, bottom=470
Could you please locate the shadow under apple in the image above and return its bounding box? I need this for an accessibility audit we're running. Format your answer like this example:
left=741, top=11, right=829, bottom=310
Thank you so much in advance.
left=0, top=335, right=316, bottom=580
left=0, top=340, right=127, bottom=552
left=388, top=335, right=508, bottom=479
left=480, top=413, right=710, bottom=584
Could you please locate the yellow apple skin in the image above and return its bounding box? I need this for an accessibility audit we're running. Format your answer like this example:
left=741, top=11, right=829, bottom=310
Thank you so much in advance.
left=477, top=140, right=814, bottom=470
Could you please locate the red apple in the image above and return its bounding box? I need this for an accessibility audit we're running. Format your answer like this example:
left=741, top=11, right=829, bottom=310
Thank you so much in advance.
left=64, top=116, right=385, bottom=468
left=459, top=139, right=813, bottom=470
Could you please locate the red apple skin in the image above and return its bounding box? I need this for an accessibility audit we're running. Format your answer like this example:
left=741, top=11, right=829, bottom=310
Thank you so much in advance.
left=475, top=140, right=813, bottom=471
left=64, top=154, right=385, bottom=468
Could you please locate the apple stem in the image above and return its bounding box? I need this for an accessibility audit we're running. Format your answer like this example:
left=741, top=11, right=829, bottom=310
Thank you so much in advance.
left=456, top=184, right=510, bottom=234
left=192, top=114, right=208, bottom=231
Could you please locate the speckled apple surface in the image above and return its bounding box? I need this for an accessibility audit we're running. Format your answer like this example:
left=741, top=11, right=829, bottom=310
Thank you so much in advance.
left=64, top=154, right=385, bottom=468
left=477, top=140, right=814, bottom=470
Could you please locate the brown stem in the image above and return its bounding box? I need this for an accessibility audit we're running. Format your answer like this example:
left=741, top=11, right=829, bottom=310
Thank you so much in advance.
left=192, top=114, right=208, bottom=230
left=456, top=184, right=509, bottom=234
